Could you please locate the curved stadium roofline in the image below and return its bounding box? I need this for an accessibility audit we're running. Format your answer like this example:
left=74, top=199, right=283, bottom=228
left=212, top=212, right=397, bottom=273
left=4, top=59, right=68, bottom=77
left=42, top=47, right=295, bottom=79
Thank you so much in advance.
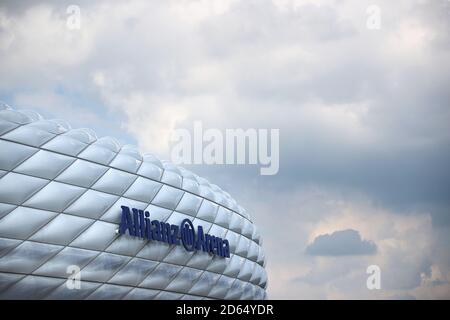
left=0, top=102, right=267, bottom=300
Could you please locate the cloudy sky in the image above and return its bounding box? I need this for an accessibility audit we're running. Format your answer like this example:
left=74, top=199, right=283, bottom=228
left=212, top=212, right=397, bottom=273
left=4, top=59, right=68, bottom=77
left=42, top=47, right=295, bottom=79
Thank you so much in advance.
left=1, top=0, right=449, bottom=299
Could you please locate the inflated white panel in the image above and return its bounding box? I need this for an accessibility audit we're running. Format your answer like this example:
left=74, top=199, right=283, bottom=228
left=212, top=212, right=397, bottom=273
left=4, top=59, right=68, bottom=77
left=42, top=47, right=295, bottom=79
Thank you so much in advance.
left=123, top=177, right=162, bottom=203
left=33, top=247, right=98, bottom=277
left=55, top=159, right=108, bottom=188
left=30, top=214, right=93, bottom=245
left=0, top=172, right=49, bottom=205
left=0, top=207, right=56, bottom=239
left=0, top=139, right=37, bottom=171
left=23, top=181, right=85, bottom=212
left=14, top=150, right=75, bottom=180
left=64, top=189, right=118, bottom=219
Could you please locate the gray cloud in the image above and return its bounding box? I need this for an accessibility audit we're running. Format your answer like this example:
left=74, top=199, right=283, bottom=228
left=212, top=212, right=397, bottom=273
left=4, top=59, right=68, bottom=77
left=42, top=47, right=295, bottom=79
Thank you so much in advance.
left=306, top=229, right=377, bottom=256
left=1, top=0, right=449, bottom=299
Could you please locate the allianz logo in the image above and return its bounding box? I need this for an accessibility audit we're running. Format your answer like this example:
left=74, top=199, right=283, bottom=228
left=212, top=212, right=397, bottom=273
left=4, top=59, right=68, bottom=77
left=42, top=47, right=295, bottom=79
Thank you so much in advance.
left=118, top=206, right=230, bottom=258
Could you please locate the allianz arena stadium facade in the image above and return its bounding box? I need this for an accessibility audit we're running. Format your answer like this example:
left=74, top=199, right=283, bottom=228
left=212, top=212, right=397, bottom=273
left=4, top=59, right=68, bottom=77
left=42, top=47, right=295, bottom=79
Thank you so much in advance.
left=0, top=104, right=268, bottom=300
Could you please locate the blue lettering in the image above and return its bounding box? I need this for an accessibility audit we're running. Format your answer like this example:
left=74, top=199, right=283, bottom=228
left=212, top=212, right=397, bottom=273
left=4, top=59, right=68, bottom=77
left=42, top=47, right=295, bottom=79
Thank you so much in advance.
left=119, top=206, right=134, bottom=236
left=151, top=220, right=161, bottom=241
left=171, top=225, right=180, bottom=245
left=119, top=206, right=229, bottom=258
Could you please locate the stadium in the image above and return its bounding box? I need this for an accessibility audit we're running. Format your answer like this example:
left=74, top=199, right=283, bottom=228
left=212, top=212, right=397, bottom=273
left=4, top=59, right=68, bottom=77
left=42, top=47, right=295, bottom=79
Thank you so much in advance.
left=0, top=104, right=268, bottom=300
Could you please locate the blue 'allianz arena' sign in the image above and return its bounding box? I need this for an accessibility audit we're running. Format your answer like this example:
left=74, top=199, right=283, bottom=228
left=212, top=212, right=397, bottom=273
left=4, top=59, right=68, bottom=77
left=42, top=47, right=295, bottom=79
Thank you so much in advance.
left=119, top=206, right=230, bottom=258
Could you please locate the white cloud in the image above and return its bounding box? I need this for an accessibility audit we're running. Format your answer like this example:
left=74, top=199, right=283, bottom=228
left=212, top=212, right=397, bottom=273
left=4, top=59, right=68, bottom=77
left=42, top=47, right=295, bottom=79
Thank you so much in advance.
left=1, top=0, right=449, bottom=299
